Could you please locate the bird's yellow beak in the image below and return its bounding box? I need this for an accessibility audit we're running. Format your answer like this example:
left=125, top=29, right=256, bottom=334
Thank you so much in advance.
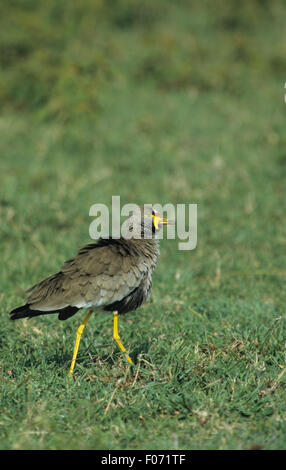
left=152, top=214, right=169, bottom=230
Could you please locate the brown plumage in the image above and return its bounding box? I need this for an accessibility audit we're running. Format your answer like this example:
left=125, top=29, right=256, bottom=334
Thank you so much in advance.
left=10, top=209, right=162, bottom=321
left=9, top=206, right=171, bottom=372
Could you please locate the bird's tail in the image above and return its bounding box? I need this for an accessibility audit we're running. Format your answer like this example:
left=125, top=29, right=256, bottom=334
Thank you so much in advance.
left=10, top=304, right=50, bottom=320
left=9, top=304, right=79, bottom=321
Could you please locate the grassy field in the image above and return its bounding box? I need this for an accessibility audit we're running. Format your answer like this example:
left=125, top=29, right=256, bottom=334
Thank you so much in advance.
left=1, top=0, right=286, bottom=450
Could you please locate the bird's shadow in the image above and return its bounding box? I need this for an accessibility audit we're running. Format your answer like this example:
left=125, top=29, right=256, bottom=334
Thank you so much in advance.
left=83, top=340, right=151, bottom=368
left=23, top=340, right=152, bottom=373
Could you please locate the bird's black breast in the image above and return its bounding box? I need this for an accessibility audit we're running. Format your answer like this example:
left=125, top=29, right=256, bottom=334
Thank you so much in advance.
left=104, top=280, right=149, bottom=315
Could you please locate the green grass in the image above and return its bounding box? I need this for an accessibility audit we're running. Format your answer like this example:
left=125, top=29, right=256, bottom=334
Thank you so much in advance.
left=1, top=0, right=286, bottom=450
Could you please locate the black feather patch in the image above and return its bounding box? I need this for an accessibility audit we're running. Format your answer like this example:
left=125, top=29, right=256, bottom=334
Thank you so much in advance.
left=10, top=304, right=79, bottom=321
left=104, top=284, right=145, bottom=314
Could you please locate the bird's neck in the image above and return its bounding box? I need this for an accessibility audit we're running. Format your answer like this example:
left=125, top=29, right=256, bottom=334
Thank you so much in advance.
left=122, top=237, right=160, bottom=260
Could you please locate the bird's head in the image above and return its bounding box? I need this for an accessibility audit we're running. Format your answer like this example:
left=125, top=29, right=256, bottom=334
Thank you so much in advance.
left=122, top=205, right=172, bottom=240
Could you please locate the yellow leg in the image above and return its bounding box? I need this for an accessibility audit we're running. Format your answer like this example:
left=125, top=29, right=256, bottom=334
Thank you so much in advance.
left=113, top=311, right=134, bottom=365
left=68, top=310, right=93, bottom=377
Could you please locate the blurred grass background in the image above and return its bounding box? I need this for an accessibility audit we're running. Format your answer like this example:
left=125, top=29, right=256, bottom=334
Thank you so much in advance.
left=0, top=0, right=286, bottom=450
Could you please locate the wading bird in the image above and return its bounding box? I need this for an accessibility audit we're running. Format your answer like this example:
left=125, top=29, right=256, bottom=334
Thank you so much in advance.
left=10, top=206, right=171, bottom=376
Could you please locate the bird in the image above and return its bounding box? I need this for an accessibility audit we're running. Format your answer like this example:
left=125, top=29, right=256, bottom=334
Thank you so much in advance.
left=9, top=205, right=171, bottom=376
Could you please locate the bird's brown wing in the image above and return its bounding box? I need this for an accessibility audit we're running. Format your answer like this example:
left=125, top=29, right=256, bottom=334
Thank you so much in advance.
left=26, top=241, right=148, bottom=312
